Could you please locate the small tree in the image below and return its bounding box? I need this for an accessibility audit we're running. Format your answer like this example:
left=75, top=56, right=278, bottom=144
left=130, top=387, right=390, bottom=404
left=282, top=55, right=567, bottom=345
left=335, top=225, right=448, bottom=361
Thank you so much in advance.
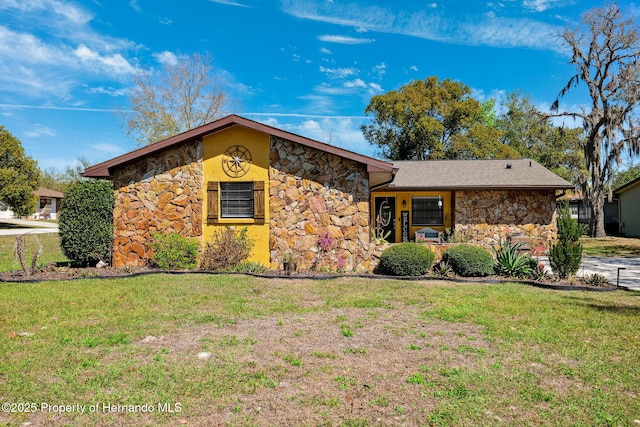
left=0, top=126, right=40, bottom=217
left=59, top=180, right=114, bottom=266
left=549, top=202, right=584, bottom=279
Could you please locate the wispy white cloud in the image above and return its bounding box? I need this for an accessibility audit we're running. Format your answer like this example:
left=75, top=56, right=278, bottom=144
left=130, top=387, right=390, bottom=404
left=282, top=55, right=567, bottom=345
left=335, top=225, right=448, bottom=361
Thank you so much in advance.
left=0, top=0, right=138, bottom=104
left=319, top=66, right=359, bottom=78
left=153, top=51, right=179, bottom=66
left=24, top=123, right=56, bottom=138
left=0, top=0, right=93, bottom=25
left=318, top=35, right=374, bottom=44
left=523, top=0, right=576, bottom=12
left=74, top=44, right=136, bottom=75
left=254, top=116, right=374, bottom=156
left=209, top=0, right=253, bottom=7
left=282, top=0, right=562, bottom=51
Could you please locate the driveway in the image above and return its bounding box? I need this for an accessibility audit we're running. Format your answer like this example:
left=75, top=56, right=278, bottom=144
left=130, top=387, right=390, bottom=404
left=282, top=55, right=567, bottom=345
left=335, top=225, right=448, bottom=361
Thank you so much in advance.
left=579, top=256, right=640, bottom=291
left=0, top=219, right=59, bottom=236
left=539, top=255, right=640, bottom=291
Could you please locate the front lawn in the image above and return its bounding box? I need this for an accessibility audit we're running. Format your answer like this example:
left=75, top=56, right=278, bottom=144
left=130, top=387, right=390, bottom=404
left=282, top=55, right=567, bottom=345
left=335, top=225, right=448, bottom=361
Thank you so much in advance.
left=1, top=275, right=638, bottom=426
left=0, top=233, right=67, bottom=272
left=582, top=236, right=640, bottom=257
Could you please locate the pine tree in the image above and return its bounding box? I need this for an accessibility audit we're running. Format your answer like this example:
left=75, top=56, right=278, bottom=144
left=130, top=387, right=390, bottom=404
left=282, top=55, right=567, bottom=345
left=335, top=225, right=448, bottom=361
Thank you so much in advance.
left=549, top=202, right=584, bottom=279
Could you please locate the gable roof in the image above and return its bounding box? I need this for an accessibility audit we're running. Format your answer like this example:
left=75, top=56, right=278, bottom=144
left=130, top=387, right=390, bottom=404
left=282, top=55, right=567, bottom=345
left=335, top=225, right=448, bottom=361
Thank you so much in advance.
left=614, top=175, right=640, bottom=195
left=35, top=187, right=64, bottom=198
left=82, top=114, right=394, bottom=178
left=384, top=159, right=573, bottom=190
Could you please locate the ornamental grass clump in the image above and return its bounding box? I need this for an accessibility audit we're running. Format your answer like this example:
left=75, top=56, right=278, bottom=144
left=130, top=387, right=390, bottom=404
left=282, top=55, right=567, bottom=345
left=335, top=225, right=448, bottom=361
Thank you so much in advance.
left=442, top=244, right=494, bottom=277
left=377, top=243, right=434, bottom=276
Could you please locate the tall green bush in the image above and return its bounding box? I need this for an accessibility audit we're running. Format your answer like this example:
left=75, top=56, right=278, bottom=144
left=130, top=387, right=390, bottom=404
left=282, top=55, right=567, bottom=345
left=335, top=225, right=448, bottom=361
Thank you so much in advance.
left=59, top=180, right=114, bottom=266
left=549, top=202, right=584, bottom=279
left=442, top=244, right=494, bottom=277
left=377, top=243, right=434, bottom=276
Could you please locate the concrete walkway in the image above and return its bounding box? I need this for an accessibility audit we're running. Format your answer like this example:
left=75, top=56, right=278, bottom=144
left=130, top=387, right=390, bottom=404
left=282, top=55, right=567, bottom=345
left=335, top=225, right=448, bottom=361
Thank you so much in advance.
left=539, top=255, right=640, bottom=291
left=0, top=219, right=59, bottom=236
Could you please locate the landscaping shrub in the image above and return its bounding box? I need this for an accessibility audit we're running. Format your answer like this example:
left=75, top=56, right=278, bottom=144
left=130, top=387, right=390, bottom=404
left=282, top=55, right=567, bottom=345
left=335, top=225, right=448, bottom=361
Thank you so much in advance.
left=549, top=202, right=584, bottom=279
left=377, top=243, right=434, bottom=276
left=493, top=240, right=533, bottom=279
left=148, top=233, right=199, bottom=270
left=59, top=180, right=114, bottom=266
left=442, top=244, right=494, bottom=277
left=201, top=227, right=253, bottom=271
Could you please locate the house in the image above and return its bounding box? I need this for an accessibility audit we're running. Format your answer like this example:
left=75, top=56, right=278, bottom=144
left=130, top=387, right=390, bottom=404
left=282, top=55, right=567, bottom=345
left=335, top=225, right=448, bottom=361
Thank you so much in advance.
left=32, top=188, right=64, bottom=220
left=614, top=176, right=640, bottom=237
left=0, top=187, right=63, bottom=219
left=82, top=115, right=573, bottom=271
left=373, top=159, right=572, bottom=248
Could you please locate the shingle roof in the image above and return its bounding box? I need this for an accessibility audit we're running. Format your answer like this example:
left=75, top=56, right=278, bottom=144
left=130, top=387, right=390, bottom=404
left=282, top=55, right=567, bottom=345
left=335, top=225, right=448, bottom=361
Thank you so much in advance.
left=386, top=159, right=573, bottom=190
left=34, top=188, right=64, bottom=198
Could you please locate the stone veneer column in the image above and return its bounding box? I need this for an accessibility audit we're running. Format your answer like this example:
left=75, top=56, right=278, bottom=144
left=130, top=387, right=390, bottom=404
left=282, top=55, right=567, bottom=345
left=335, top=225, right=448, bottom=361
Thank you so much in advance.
left=268, top=136, right=377, bottom=272
left=111, top=142, right=204, bottom=267
left=454, top=190, right=557, bottom=248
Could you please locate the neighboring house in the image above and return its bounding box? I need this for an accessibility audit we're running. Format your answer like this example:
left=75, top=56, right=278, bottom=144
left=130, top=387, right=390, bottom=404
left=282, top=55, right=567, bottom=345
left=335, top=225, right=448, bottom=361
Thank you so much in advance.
left=0, top=187, right=63, bottom=219
left=82, top=115, right=573, bottom=271
left=558, top=190, right=591, bottom=224
left=0, top=201, right=13, bottom=219
left=32, top=188, right=64, bottom=220
left=614, top=176, right=640, bottom=237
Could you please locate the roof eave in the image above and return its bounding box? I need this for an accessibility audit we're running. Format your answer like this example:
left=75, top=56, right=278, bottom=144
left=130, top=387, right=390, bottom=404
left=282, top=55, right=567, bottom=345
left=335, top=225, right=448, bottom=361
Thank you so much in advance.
left=82, top=114, right=393, bottom=178
left=376, top=185, right=573, bottom=191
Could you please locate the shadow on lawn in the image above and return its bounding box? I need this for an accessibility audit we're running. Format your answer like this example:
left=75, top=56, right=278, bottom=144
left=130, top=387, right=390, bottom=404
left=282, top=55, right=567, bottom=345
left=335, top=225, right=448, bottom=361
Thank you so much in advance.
left=562, top=295, right=640, bottom=315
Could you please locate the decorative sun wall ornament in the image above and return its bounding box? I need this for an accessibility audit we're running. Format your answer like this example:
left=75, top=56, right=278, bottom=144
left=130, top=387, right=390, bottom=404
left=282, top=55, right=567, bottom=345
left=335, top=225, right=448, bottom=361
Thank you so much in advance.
left=222, top=145, right=252, bottom=177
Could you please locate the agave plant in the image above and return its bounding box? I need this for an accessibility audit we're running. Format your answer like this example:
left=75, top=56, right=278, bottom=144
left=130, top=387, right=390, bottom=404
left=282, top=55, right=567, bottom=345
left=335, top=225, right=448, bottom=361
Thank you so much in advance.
left=493, top=240, right=533, bottom=279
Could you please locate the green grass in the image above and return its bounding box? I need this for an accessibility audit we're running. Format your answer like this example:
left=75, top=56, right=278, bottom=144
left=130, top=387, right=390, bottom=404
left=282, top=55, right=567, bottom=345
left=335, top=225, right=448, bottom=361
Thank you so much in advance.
left=581, top=236, right=640, bottom=257
left=0, top=233, right=67, bottom=272
left=0, top=274, right=638, bottom=426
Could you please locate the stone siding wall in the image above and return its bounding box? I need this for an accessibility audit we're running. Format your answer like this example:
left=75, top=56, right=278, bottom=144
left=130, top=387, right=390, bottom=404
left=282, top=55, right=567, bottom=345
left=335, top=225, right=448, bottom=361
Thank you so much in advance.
left=269, top=136, right=377, bottom=272
left=454, top=190, right=557, bottom=249
left=112, top=142, right=204, bottom=267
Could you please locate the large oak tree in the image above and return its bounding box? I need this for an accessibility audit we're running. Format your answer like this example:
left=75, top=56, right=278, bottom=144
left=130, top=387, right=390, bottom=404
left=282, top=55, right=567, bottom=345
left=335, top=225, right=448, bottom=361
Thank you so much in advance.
left=551, top=4, right=640, bottom=237
left=361, top=76, right=517, bottom=160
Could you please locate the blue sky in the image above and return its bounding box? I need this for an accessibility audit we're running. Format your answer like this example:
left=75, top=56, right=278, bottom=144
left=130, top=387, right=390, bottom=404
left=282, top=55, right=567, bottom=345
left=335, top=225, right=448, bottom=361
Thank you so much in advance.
left=1, top=0, right=637, bottom=171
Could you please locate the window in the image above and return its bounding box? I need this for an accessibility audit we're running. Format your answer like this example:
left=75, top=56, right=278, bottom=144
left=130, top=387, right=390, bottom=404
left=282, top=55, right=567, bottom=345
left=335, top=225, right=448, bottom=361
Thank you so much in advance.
left=207, top=181, right=265, bottom=224
left=221, top=182, right=254, bottom=218
left=412, top=197, right=443, bottom=226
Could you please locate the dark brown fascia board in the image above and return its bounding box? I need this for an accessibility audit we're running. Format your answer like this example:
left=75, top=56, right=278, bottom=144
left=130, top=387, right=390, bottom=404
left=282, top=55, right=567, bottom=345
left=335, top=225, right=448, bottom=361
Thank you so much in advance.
left=373, top=185, right=573, bottom=192
left=82, top=114, right=393, bottom=178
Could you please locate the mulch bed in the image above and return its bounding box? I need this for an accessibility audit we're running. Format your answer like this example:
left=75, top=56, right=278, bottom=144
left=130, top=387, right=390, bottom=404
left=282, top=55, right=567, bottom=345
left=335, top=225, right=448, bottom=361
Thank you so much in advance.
left=0, top=265, right=620, bottom=291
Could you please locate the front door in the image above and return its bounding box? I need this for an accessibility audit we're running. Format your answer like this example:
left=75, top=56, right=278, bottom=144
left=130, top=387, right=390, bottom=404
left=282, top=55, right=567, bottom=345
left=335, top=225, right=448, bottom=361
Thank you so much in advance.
left=373, top=196, right=396, bottom=243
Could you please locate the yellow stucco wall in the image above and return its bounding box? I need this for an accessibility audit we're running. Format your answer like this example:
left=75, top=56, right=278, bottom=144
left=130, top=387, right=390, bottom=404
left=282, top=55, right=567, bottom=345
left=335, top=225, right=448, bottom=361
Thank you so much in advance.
left=202, top=126, right=270, bottom=266
left=371, top=191, right=452, bottom=243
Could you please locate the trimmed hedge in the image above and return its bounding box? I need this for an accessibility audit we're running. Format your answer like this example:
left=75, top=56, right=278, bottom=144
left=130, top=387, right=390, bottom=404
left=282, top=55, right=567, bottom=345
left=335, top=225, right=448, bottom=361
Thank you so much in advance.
left=442, top=244, right=494, bottom=277
left=378, top=243, right=435, bottom=276
left=59, top=180, right=114, bottom=266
